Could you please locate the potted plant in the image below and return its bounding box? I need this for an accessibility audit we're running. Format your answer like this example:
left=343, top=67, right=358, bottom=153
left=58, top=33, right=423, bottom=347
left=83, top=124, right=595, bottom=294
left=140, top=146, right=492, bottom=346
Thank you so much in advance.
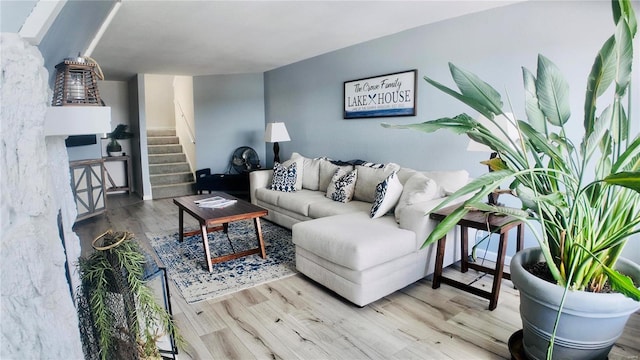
left=76, top=230, right=181, bottom=360
left=106, top=124, right=134, bottom=156
left=384, top=1, right=639, bottom=359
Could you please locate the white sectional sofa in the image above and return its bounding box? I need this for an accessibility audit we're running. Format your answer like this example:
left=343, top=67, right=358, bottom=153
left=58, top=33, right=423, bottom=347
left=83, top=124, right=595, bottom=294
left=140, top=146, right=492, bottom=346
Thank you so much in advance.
left=249, top=153, right=470, bottom=306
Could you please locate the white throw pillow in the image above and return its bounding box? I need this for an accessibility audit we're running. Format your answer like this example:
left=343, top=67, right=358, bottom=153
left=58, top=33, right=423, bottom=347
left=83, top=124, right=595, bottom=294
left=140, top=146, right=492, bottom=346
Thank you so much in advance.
left=370, top=171, right=403, bottom=219
left=354, top=162, right=401, bottom=203
left=319, top=159, right=352, bottom=192
left=281, top=156, right=304, bottom=191
left=394, top=173, right=440, bottom=222
left=326, top=168, right=358, bottom=203
left=271, top=162, right=297, bottom=192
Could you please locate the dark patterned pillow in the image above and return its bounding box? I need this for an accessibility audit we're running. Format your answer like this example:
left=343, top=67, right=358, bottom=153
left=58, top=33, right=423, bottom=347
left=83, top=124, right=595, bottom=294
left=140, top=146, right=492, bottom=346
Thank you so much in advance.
left=271, top=162, right=297, bottom=192
left=370, top=171, right=403, bottom=218
left=326, top=168, right=358, bottom=203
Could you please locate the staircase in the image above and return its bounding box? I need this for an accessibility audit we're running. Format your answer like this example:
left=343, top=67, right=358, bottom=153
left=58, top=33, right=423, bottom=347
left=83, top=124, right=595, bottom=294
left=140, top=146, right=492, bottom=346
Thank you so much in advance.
left=147, top=129, right=196, bottom=199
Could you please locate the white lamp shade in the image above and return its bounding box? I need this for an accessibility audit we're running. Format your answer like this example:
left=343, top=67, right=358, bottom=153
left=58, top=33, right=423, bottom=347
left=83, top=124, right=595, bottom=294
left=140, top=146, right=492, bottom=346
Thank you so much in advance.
left=467, top=113, right=519, bottom=152
left=264, top=122, right=291, bottom=142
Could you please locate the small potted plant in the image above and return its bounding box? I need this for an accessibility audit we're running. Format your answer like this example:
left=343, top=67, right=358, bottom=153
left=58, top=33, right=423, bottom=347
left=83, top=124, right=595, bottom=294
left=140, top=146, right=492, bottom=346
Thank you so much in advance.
left=384, top=1, right=639, bottom=358
left=106, top=124, right=134, bottom=156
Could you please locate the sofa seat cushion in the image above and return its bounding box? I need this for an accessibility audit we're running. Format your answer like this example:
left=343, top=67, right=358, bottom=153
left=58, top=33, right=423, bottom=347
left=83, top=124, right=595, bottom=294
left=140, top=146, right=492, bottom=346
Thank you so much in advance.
left=276, top=189, right=327, bottom=216
left=307, top=198, right=371, bottom=218
left=292, top=212, right=416, bottom=271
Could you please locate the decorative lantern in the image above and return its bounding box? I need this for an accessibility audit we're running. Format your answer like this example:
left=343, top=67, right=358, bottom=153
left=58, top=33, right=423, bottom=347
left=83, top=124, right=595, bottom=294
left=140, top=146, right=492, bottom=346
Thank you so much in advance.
left=52, top=57, right=104, bottom=106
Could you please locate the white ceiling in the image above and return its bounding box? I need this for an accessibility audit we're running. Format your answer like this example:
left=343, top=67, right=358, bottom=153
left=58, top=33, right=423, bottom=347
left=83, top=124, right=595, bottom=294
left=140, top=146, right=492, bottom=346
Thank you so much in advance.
left=91, top=1, right=523, bottom=81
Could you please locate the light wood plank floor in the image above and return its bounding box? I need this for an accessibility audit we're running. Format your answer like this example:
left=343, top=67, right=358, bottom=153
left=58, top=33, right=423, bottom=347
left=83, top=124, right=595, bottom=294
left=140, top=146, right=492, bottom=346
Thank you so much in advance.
left=74, top=194, right=640, bottom=360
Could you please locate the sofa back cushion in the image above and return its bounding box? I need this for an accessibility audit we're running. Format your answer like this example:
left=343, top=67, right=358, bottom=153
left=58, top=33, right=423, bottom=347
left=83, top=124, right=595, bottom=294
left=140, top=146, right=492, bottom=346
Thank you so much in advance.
left=353, top=162, right=400, bottom=203
left=319, top=159, right=352, bottom=192
left=394, top=173, right=440, bottom=222
left=422, top=169, right=470, bottom=195
left=291, top=152, right=322, bottom=191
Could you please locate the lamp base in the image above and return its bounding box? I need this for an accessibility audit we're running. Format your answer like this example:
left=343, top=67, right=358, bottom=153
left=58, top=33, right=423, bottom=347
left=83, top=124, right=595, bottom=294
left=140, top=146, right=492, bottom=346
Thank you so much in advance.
left=273, top=142, right=281, bottom=163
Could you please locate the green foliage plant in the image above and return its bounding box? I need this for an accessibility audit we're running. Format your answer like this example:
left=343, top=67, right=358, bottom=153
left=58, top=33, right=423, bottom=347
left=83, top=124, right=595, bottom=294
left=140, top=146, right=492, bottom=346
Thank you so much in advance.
left=384, top=0, right=640, bottom=300
left=78, top=230, right=181, bottom=360
left=106, top=124, right=134, bottom=153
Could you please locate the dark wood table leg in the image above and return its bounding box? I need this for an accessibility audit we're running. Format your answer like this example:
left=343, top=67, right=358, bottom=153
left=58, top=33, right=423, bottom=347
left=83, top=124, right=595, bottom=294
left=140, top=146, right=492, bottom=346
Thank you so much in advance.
left=178, top=208, right=184, bottom=242
left=489, top=232, right=509, bottom=310
left=432, top=236, right=446, bottom=289
left=460, top=226, right=469, bottom=273
left=516, top=223, right=524, bottom=252
left=254, top=217, right=266, bottom=259
left=200, top=222, right=213, bottom=273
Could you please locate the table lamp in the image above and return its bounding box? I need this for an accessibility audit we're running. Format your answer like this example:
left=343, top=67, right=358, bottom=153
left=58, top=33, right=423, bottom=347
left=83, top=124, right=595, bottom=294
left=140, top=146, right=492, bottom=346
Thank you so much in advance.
left=264, top=122, right=291, bottom=163
left=467, top=113, right=518, bottom=205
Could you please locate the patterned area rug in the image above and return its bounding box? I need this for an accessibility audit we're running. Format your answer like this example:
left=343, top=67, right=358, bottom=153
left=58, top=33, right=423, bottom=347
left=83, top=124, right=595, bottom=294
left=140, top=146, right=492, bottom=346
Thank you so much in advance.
left=147, top=220, right=296, bottom=304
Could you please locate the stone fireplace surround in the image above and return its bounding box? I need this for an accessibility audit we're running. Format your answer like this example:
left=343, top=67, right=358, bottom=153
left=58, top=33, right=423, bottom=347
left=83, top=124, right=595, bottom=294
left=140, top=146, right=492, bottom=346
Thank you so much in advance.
left=1, top=34, right=87, bottom=358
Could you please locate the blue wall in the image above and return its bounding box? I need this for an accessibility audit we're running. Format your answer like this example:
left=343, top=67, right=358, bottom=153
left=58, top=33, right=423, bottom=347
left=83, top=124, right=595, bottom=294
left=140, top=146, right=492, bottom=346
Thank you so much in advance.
left=193, top=73, right=266, bottom=173
left=263, top=1, right=637, bottom=179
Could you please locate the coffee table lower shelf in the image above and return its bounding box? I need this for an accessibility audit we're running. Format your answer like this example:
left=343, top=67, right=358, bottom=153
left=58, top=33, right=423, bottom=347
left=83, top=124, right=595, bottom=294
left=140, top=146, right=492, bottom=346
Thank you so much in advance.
left=174, top=193, right=268, bottom=272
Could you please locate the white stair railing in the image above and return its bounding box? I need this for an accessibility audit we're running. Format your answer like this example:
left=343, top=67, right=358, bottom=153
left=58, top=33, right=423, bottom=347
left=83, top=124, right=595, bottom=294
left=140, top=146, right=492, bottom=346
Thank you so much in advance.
left=175, top=100, right=195, bottom=144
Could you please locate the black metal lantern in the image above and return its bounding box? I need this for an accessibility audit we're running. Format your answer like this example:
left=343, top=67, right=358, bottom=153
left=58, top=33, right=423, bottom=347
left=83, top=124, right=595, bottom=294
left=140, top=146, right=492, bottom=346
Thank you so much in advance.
left=52, top=57, right=103, bottom=106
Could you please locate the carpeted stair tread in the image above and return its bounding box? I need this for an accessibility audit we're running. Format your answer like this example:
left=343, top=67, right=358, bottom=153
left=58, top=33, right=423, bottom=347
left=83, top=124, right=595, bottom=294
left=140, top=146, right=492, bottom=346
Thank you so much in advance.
left=147, top=136, right=179, bottom=146
left=147, top=129, right=176, bottom=137
left=151, top=182, right=196, bottom=199
left=148, top=144, right=183, bottom=154
left=150, top=172, right=194, bottom=186
left=149, top=162, right=191, bottom=175
left=149, top=153, right=187, bottom=164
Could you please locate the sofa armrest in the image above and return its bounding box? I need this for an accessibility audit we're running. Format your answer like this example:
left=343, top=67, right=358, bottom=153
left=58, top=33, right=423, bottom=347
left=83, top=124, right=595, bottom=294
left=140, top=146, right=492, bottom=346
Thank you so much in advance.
left=249, top=169, right=273, bottom=204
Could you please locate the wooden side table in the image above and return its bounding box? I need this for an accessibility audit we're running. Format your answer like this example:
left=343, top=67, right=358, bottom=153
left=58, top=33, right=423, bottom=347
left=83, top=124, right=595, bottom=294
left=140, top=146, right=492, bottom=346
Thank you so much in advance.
left=430, top=205, right=524, bottom=310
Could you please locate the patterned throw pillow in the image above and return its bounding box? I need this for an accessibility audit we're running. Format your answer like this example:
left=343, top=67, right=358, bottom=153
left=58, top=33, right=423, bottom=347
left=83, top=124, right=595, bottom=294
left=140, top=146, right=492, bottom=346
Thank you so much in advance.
left=271, top=162, right=297, bottom=192
left=326, top=168, right=358, bottom=203
left=370, top=171, right=404, bottom=218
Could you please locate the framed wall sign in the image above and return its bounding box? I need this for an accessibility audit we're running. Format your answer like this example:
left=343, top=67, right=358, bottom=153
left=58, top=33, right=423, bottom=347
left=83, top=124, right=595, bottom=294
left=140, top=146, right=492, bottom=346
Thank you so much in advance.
left=343, top=69, right=417, bottom=119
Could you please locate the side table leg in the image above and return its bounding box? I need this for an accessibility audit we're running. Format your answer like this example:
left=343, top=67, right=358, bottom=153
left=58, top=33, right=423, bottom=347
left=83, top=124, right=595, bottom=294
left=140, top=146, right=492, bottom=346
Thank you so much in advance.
left=461, top=226, right=469, bottom=273
left=432, top=236, right=446, bottom=289
left=178, top=208, right=184, bottom=242
left=200, top=222, right=213, bottom=273
left=254, top=217, right=266, bottom=259
left=489, top=232, right=509, bottom=310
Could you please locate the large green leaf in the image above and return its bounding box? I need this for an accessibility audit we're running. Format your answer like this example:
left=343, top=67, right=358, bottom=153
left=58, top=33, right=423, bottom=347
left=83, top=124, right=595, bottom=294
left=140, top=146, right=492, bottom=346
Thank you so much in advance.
left=601, top=266, right=640, bottom=301
left=612, top=135, right=640, bottom=172
left=381, top=114, right=475, bottom=135
left=603, top=171, right=640, bottom=192
left=422, top=190, right=489, bottom=249
left=583, top=35, right=616, bottom=135
left=518, top=121, right=566, bottom=164
left=430, top=169, right=515, bottom=213
left=523, top=67, right=547, bottom=133
left=449, top=63, right=503, bottom=115
left=536, top=55, right=571, bottom=127
left=614, top=19, right=634, bottom=96
left=583, top=105, right=612, bottom=159
left=613, top=0, right=638, bottom=39
left=423, top=75, right=497, bottom=119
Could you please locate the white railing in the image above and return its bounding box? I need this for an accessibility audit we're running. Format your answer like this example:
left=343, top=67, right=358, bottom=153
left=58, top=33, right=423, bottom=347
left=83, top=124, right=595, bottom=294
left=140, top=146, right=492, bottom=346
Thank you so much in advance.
left=175, top=100, right=195, bottom=144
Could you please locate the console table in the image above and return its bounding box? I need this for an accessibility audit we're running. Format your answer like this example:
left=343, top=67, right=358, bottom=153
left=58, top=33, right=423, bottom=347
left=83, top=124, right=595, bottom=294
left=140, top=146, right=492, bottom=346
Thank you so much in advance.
left=430, top=205, right=524, bottom=310
left=103, top=155, right=132, bottom=194
left=70, top=159, right=106, bottom=222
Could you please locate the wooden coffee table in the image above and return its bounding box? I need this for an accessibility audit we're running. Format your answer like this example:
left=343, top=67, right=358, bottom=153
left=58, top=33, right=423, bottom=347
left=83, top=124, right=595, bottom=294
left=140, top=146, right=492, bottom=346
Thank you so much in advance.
left=173, top=192, right=268, bottom=272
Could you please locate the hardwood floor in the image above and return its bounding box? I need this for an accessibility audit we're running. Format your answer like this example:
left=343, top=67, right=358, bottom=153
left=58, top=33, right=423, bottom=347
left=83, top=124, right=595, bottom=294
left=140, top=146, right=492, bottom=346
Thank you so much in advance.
left=74, top=194, right=640, bottom=360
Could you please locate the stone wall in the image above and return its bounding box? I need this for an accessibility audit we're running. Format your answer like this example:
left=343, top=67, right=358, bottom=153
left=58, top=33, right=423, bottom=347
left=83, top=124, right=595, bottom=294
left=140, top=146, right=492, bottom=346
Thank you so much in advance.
left=1, top=33, right=84, bottom=359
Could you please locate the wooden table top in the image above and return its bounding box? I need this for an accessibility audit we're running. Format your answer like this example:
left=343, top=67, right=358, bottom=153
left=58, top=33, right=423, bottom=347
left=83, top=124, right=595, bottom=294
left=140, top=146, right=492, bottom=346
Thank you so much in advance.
left=429, top=204, right=522, bottom=233
left=173, top=192, right=268, bottom=224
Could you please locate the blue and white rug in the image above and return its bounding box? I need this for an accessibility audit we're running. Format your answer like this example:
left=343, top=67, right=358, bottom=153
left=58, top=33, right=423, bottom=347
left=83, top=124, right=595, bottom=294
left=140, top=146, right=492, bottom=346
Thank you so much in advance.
left=147, top=220, right=296, bottom=304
